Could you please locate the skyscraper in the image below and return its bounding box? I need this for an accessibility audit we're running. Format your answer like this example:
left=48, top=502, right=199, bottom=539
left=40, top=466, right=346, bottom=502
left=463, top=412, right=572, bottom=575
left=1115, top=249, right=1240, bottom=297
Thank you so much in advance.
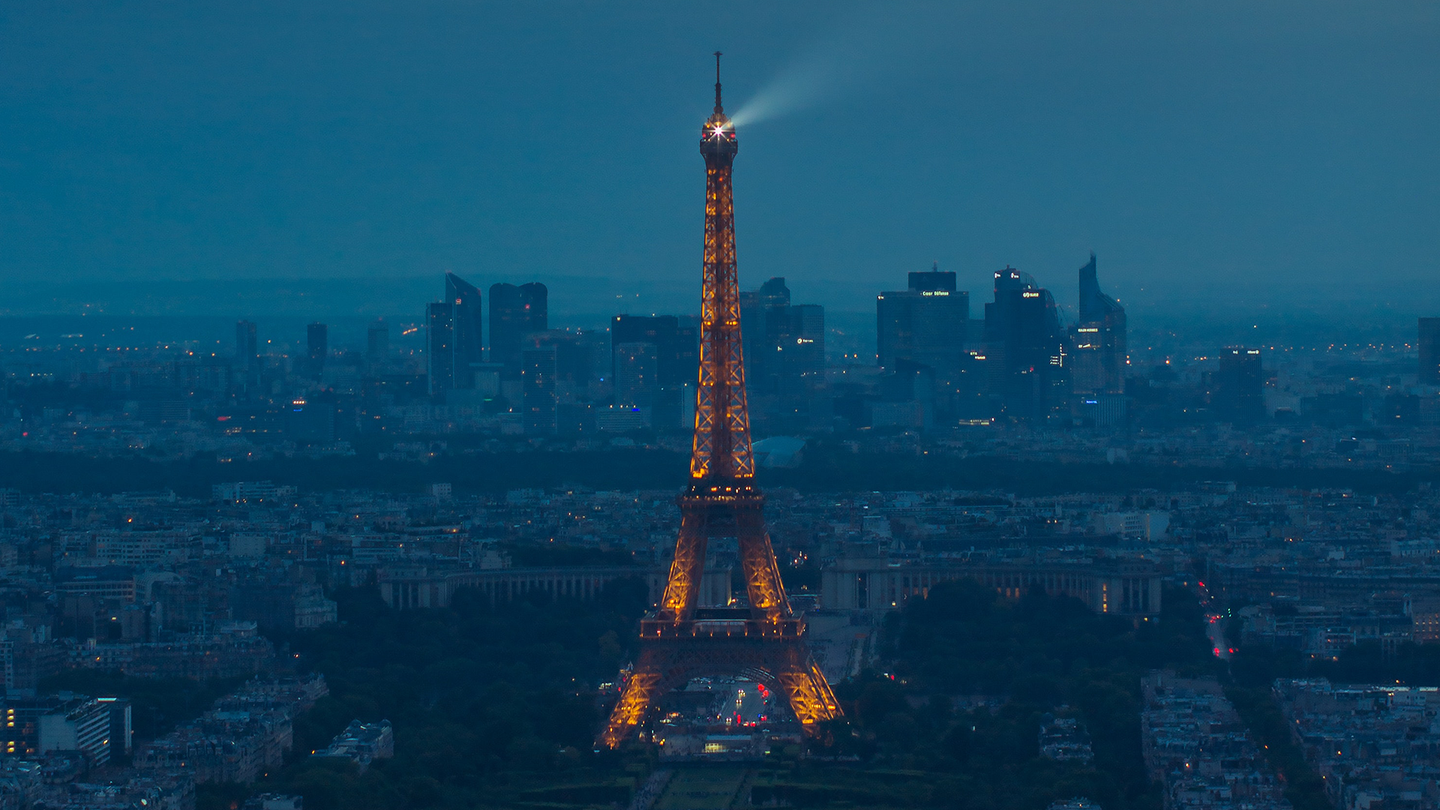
left=425, top=273, right=484, bottom=395
left=426, top=302, right=455, bottom=397
left=1213, top=348, right=1265, bottom=423
left=785, top=303, right=825, bottom=383
left=1071, top=254, right=1127, bottom=426
left=305, top=323, right=328, bottom=380
left=738, top=278, right=827, bottom=430
left=611, top=315, right=699, bottom=389
left=489, top=282, right=547, bottom=378
left=983, top=267, right=1066, bottom=422
left=524, top=329, right=599, bottom=391
left=738, top=277, right=792, bottom=393
left=614, top=341, right=659, bottom=411
left=522, top=346, right=557, bottom=435
left=876, top=265, right=969, bottom=390
left=1421, top=318, right=1440, bottom=385
left=236, top=320, right=258, bottom=368
left=367, top=322, right=389, bottom=363
left=445, top=273, right=484, bottom=384
left=611, top=314, right=700, bottom=428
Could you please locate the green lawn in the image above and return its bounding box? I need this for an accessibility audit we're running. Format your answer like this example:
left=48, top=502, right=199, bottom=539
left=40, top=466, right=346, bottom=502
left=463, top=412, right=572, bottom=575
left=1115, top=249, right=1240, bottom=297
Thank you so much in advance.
left=655, top=768, right=748, bottom=810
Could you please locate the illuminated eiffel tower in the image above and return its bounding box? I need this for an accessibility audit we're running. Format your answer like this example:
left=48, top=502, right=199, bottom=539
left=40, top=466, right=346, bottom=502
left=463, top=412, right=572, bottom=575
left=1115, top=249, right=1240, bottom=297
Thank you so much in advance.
left=597, top=54, right=841, bottom=749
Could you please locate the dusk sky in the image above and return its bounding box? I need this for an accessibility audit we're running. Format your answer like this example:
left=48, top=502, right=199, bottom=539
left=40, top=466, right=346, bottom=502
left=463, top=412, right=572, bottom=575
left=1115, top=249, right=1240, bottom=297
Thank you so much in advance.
left=1, top=1, right=1437, bottom=323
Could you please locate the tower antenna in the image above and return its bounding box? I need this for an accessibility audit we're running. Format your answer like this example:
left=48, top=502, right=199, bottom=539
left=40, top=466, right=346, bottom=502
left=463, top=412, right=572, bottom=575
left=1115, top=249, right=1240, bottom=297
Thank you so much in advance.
left=714, top=51, right=724, bottom=113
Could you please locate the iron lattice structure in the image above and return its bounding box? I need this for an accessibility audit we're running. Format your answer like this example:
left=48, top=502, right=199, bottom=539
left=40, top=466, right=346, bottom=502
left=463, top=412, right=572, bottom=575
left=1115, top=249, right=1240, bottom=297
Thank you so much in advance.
left=598, top=56, right=841, bottom=749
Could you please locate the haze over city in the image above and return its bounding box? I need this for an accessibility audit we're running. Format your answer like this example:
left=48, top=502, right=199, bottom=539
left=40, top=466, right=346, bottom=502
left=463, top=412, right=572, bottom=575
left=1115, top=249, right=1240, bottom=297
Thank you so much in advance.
left=2, top=4, right=1440, bottom=810
left=2, top=1, right=1436, bottom=333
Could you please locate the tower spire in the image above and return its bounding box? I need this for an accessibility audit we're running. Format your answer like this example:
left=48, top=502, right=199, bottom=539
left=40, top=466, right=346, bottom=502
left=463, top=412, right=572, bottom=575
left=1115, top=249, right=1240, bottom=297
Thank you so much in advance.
left=713, top=50, right=724, bottom=113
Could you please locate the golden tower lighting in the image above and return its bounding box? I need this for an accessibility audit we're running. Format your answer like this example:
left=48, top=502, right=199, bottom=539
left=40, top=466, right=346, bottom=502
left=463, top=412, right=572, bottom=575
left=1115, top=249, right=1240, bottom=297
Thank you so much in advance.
left=598, top=53, right=841, bottom=749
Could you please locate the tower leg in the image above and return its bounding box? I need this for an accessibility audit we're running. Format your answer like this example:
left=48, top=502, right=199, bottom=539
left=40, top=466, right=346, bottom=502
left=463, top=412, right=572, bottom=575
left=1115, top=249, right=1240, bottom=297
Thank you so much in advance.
left=736, top=503, right=790, bottom=623
left=775, top=655, right=842, bottom=731
left=658, top=505, right=710, bottom=621
left=599, top=667, right=661, bottom=749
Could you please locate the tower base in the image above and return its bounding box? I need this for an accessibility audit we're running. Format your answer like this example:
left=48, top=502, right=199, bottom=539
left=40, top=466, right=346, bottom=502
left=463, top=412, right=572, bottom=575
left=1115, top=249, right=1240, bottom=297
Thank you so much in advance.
left=598, top=618, right=839, bottom=749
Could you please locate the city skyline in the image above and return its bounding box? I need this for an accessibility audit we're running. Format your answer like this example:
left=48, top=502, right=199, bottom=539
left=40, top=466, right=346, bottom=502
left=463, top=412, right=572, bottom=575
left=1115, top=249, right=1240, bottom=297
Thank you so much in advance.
left=2, top=8, right=1440, bottom=810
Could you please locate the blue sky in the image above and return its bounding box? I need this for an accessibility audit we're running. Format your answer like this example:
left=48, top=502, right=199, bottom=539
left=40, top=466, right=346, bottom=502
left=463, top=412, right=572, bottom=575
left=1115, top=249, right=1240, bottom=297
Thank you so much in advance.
left=0, top=1, right=1436, bottom=323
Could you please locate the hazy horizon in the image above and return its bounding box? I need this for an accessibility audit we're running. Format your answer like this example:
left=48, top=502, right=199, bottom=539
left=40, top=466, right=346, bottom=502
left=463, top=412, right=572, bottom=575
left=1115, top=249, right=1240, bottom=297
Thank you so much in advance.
left=2, top=1, right=1438, bottom=326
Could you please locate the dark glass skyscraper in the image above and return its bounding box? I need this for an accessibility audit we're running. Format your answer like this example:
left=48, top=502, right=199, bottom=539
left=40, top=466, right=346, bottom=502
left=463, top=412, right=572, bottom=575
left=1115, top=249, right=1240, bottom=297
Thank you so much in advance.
left=786, top=304, right=825, bottom=383
left=1071, top=254, right=1127, bottom=426
left=611, top=315, right=700, bottom=391
left=522, top=345, right=558, bottom=435
left=236, top=320, right=258, bottom=365
left=1421, top=318, right=1440, bottom=385
left=427, top=303, right=455, bottom=396
left=1213, top=348, right=1265, bottom=423
left=738, top=277, right=826, bottom=430
left=983, top=267, right=1066, bottom=422
left=610, top=315, right=698, bottom=430
left=424, top=273, right=484, bottom=395
left=367, top=321, right=389, bottom=363
left=614, top=341, right=658, bottom=410
left=738, top=277, right=793, bottom=393
left=877, top=265, right=969, bottom=389
left=489, top=282, right=548, bottom=378
left=305, top=323, right=328, bottom=380
left=445, top=273, right=484, bottom=383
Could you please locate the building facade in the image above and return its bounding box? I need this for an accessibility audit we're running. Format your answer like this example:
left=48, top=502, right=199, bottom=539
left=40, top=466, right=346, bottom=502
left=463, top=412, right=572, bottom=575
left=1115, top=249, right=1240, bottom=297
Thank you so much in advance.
left=489, top=282, right=548, bottom=378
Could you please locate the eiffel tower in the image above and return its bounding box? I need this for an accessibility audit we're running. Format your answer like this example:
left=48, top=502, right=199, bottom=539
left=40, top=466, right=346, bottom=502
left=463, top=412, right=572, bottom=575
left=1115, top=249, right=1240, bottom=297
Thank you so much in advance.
left=597, top=54, right=841, bottom=749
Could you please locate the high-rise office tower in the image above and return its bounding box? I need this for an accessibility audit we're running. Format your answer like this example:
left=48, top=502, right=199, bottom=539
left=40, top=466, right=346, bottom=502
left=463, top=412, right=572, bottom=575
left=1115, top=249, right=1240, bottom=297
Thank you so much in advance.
left=738, top=277, right=792, bottom=393
left=489, top=282, right=548, bottom=378
left=786, top=304, right=825, bottom=383
left=234, top=319, right=260, bottom=399
left=446, top=273, right=484, bottom=384
left=615, top=341, right=659, bottom=410
left=1213, top=348, right=1265, bottom=423
left=524, top=329, right=598, bottom=391
left=610, top=314, right=700, bottom=428
left=983, top=267, right=1066, bottom=421
left=738, top=278, right=827, bottom=431
left=877, top=264, right=969, bottom=391
left=427, top=303, right=455, bottom=396
left=305, top=323, right=328, bottom=380
left=1071, top=254, right=1127, bottom=426
left=522, top=346, right=558, bottom=435
left=367, top=322, right=389, bottom=363
left=236, top=320, right=258, bottom=365
left=425, top=273, right=484, bottom=394
left=1421, top=318, right=1440, bottom=385
left=611, top=315, right=699, bottom=388
left=748, top=281, right=826, bottom=385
